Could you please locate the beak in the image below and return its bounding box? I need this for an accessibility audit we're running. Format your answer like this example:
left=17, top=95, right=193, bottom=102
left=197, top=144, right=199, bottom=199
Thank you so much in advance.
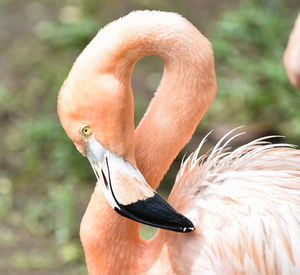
left=86, top=136, right=195, bottom=233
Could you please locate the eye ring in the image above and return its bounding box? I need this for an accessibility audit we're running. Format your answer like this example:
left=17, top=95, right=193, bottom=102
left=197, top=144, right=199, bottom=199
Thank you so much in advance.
left=81, top=125, right=92, bottom=136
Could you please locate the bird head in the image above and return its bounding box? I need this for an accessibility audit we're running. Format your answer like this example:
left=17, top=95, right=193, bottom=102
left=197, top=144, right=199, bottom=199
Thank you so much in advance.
left=57, top=24, right=194, bottom=233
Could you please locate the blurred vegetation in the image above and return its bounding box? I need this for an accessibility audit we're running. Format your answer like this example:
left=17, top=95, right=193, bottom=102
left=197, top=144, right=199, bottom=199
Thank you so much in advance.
left=0, top=0, right=299, bottom=274
left=207, top=0, right=300, bottom=140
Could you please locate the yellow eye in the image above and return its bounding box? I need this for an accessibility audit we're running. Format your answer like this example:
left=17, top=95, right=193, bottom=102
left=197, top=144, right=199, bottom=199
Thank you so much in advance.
left=81, top=126, right=92, bottom=136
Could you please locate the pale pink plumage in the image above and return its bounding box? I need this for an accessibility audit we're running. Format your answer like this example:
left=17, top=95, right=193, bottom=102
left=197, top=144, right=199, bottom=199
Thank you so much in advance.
left=170, top=131, right=300, bottom=274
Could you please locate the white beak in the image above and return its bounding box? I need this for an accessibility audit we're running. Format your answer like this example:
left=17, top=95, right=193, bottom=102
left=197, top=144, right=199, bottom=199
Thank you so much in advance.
left=86, top=136, right=195, bottom=233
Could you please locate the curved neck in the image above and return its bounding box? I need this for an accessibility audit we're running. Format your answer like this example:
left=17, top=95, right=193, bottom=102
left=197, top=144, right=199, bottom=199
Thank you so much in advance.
left=76, top=11, right=217, bottom=188
left=129, top=14, right=217, bottom=188
left=79, top=11, right=217, bottom=274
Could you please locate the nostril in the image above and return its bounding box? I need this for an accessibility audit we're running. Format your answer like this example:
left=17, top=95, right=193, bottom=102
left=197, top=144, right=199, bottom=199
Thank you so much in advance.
left=101, top=169, right=109, bottom=189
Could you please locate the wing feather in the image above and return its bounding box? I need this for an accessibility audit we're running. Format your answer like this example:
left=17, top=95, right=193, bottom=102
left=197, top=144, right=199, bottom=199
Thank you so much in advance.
left=167, top=129, right=300, bottom=274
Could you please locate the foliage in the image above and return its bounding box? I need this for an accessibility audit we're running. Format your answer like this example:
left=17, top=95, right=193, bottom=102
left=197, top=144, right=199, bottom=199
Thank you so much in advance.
left=203, top=0, right=300, bottom=142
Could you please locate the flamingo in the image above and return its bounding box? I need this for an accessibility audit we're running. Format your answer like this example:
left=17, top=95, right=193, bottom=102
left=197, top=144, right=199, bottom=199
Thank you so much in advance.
left=57, top=11, right=300, bottom=274
left=284, top=13, right=300, bottom=90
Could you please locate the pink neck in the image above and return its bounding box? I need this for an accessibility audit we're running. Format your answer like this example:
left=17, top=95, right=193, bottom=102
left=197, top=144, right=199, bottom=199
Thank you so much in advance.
left=78, top=11, right=217, bottom=274
left=80, top=185, right=169, bottom=274
left=135, top=51, right=216, bottom=188
left=98, top=12, right=217, bottom=188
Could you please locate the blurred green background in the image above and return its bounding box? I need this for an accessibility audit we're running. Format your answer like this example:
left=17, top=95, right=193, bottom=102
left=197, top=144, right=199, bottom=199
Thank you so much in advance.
left=0, top=0, right=299, bottom=274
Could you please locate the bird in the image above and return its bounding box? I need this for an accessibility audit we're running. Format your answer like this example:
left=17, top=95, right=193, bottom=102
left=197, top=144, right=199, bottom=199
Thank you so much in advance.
left=284, top=13, right=300, bottom=90
left=57, top=11, right=300, bottom=275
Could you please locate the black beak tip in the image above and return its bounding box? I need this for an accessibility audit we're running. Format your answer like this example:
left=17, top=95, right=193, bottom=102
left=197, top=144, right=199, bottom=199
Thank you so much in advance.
left=179, top=218, right=195, bottom=233
left=115, top=193, right=196, bottom=233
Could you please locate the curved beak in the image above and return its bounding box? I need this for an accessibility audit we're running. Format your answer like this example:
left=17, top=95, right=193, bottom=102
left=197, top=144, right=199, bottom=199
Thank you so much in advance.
left=86, top=136, right=195, bottom=233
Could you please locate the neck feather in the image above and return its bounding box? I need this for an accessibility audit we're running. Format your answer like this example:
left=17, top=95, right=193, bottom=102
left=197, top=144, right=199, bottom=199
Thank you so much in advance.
left=78, top=10, right=217, bottom=273
left=76, top=11, right=216, bottom=188
left=119, top=11, right=217, bottom=188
